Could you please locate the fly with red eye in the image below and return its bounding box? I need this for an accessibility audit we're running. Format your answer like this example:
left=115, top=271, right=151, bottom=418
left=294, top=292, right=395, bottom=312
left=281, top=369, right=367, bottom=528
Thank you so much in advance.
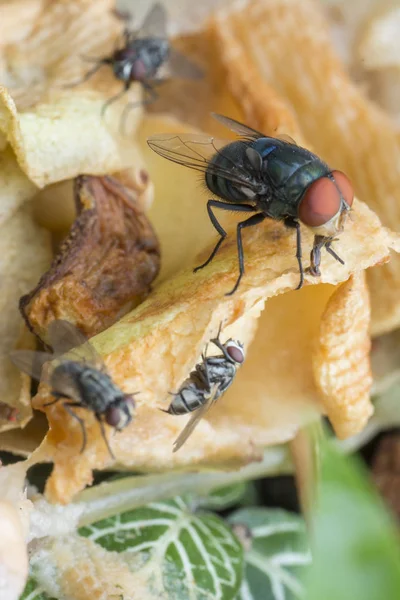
left=163, top=322, right=245, bottom=452
left=9, top=319, right=137, bottom=459
left=148, top=114, right=354, bottom=294
left=66, top=4, right=203, bottom=130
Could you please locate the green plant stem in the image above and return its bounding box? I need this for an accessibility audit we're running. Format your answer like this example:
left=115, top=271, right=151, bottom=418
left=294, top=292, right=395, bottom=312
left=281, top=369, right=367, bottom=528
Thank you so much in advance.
left=76, top=447, right=291, bottom=527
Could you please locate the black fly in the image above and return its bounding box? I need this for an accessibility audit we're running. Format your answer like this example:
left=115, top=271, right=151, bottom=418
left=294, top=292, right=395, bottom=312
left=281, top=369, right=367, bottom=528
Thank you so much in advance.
left=10, top=320, right=136, bottom=459
left=71, top=4, right=202, bottom=126
left=164, top=324, right=245, bottom=452
left=148, top=113, right=354, bottom=295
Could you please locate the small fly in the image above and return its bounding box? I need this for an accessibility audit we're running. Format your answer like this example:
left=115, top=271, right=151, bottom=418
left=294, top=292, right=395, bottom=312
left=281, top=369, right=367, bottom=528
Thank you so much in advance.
left=164, top=324, right=245, bottom=452
left=72, top=3, right=202, bottom=125
left=0, top=402, right=19, bottom=423
left=10, top=320, right=136, bottom=458
left=148, top=114, right=354, bottom=295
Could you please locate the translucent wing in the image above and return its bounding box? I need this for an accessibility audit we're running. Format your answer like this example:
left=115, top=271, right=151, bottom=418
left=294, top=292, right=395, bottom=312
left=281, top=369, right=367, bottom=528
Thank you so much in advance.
left=47, top=320, right=103, bottom=367
left=172, top=384, right=219, bottom=453
left=276, top=133, right=298, bottom=146
left=9, top=350, right=54, bottom=383
left=147, top=133, right=261, bottom=189
left=211, top=114, right=265, bottom=140
left=138, top=3, right=167, bottom=39
left=168, top=47, right=204, bottom=80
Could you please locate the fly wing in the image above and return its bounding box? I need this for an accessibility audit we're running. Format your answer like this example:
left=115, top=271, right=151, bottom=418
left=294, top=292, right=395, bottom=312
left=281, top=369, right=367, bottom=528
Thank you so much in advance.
left=167, top=47, right=204, bottom=80
left=47, top=320, right=104, bottom=368
left=172, top=384, right=219, bottom=453
left=137, top=3, right=167, bottom=39
left=276, top=133, right=298, bottom=146
left=9, top=350, right=54, bottom=384
left=147, top=133, right=260, bottom=190
left=211, top=114, right=265, bottom=140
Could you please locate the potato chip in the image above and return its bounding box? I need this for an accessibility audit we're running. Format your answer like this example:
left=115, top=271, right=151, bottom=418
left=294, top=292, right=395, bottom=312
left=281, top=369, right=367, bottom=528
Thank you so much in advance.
left=0, top=501, right=29, bottom=600
left=0, top=205, right=52, bottom=434
left=30, top=187, right=393, bottom=502
left=0, top=0, right=121, bottom=108
left=211, top=0, right=400, bottom=336
left=0, top=87, right=142, bottom=189
left=313, top=273, right=373, bottom=439
left=0, top=146, right=37, bottom=227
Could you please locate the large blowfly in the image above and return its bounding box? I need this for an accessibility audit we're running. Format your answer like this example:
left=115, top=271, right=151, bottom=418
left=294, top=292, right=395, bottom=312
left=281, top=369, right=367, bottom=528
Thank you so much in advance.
left=147, top=114, right=354, bottom=295
left=71, top=3, right=202, bottom=123
left=164, top=324, right=245, bottom=452
left=10, top=320, right=136, bottom=459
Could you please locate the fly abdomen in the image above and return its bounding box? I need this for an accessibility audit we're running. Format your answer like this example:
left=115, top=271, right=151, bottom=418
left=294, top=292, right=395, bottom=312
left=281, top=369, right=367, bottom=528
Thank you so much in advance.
left=205, top=141, right=257, bottom=203
left=167, top=382, right=205, bottom=415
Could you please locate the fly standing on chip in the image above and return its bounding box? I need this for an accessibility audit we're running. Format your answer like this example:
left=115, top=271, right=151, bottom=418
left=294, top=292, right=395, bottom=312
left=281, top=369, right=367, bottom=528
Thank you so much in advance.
left=10, top=319, right=136, bottom=459
left=148, top=114, right=354, bottom=295
left=164, top=323, right=245, bottom=452
left=70, top=4, right=202, bottom=127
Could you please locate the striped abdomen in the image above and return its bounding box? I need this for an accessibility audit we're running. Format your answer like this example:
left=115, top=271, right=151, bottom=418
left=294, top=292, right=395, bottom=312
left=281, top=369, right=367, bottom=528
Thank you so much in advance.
left=205, top=140, right=257, bottom=203
left=167, top=381, right=206, bottom=415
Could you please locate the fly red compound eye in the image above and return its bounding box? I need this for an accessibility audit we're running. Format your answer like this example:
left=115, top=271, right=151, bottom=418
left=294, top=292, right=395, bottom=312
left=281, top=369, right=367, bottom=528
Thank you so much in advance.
left=298, top=177, right=342, bottom=227
left=331, top=170, right=354, bottom=208
left=225, top=341, right=245, bottom=364
left=105, top=406, right=123, bottom=428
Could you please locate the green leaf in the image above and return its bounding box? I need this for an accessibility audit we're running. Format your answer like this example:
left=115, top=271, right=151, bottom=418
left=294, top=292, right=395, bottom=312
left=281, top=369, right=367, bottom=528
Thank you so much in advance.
left=79, top=495, right=244, bottom=600
left=306, top=440, right=400, bottom=600
left=20, top=577, right=55, bottom=600
left=195, top=483, right=248, bottom=510
left=229, top=508, right=311, bottom=600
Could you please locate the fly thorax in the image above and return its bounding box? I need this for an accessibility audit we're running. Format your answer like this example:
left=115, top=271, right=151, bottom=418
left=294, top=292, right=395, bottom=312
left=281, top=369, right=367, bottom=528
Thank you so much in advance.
left=139, top=38, right=169, bottom=76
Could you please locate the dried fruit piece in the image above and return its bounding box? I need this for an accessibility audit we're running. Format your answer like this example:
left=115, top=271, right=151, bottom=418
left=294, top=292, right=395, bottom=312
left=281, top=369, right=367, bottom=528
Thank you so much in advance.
left=313, top=273, right=373, bottom=438
left=0, top=206, right=51, bottom=434
left=20, top=174, right=160, bottom=346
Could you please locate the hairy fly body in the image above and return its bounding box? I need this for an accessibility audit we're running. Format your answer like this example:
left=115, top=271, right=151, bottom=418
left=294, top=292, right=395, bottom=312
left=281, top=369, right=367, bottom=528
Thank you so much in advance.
left=10, top=320, right=136, bottom=458
left=72, top=4, right=202, bottom=126
left=148, top=114, right=354, bottom=295
left=165, top=325, right=245, bottom=452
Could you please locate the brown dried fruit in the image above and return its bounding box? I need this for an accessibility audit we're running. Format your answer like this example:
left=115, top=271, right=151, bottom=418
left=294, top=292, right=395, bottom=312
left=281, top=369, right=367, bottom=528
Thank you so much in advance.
left=20, top=174, right=160, bottom=346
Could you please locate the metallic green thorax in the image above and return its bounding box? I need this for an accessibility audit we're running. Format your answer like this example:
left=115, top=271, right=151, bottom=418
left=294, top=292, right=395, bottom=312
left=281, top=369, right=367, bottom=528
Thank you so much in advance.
left=206, top=137, right=331, bottom=221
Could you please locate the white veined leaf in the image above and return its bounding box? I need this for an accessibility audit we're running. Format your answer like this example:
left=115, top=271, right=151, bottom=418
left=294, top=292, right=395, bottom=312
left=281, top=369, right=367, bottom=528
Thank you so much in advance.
left=20, top=576, right=55, bottom=600
left=194, top=483, right=248, bottom=511
left=78, top=496, right=244, bottom=600
left=229, top=508, right=311, bottom=600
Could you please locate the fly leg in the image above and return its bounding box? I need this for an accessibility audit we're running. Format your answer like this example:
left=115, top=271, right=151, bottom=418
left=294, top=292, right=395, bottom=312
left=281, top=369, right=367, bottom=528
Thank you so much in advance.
left=227, top=213, right=266, bottom=296
left=101, top=80, right=131, bottom=117
left=119, top=82, right=159, bottom=135
left=284, top=218, right=304, bottom=290
left=63, top=402, right=87, bottom=454
left=96, top=414, right=116, bottom=460
left=64, top=58, right=112, bottom=88
left=194, top=201, right=256, bottom=274
left=43, top=391, right=66, bottom=407
left=309, top=235, right=327, bottom=277
left=210, top=324, right=231, bottom=360
left=326, top=241, right=345, bottom=266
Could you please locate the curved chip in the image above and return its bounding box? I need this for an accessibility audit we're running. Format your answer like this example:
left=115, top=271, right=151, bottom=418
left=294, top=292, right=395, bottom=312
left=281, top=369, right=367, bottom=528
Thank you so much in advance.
left=313, top=272, right=373, bottom=439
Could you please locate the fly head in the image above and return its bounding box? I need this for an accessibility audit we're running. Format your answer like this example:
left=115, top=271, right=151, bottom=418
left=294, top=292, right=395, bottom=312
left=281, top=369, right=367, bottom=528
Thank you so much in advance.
left=104, top=394, right=136, bottom=431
